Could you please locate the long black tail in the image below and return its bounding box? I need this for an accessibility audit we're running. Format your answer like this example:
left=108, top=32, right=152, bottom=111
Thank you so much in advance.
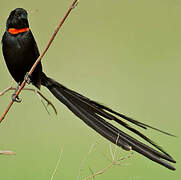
left=41, top=73, right=176, bottom=170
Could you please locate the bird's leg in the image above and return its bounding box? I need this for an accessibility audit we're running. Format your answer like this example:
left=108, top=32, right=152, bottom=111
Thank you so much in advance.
left=11, top=72, right=31, bottom=102
left=24, top=72, right=31, bottom=84
left=11, top=82, right=22, bottom=103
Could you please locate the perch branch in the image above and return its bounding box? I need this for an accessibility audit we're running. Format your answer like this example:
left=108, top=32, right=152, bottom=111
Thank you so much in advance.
left=0, top=86, right=57, bottom=115
left=0, top=85, right=13, bottom=96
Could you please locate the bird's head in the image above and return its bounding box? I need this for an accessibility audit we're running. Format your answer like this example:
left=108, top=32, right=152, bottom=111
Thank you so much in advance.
left=6, top=8, right=29, bottom=30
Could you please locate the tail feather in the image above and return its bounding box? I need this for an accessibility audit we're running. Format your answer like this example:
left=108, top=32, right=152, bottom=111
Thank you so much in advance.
left=61, top=86, right=173, bottom=158
left=59, top=83, right=173, bottom=159
left=41, top=75, right=176, bottom=170
left=64, top=86, right=176, bottom=136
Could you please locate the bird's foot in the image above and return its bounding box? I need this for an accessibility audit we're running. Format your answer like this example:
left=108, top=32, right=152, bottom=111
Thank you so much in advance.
left=24, top=72, right=31, bottom=84
left=12, top=93, right=22, bottom=103
left=11, top=82, right=22, bottom=103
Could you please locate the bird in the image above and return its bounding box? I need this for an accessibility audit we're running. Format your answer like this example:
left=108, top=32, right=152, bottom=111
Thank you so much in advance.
left=1, top=8, right=176, bottom=170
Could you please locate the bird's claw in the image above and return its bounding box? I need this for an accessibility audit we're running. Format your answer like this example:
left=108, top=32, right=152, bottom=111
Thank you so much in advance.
left=24, top=72, right=31, bottom=84
left=12, top=93, right=22, bottom=103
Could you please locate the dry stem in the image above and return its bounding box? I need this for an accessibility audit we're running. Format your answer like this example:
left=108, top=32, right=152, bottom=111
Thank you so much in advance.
left=84, top=134, right=133, bottom=180
left=0, top=86, right=57, bottom=115
left=0, top=150, right=16, bottom=155
left=50, top=149, right=63, bottom=180
left=84, top=152, right=134, bottom=180
left=77, top=144, right=96, bottom=180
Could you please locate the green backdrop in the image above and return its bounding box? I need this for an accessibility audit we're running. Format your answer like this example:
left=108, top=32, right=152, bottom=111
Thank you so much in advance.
left=0, top=0, right=180, bottom=179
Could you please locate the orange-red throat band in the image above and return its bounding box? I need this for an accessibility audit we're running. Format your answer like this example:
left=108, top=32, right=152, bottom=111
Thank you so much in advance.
left=8, top=27, right=29, bottom=35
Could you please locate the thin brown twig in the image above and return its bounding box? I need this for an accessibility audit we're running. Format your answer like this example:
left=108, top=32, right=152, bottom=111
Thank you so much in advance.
left=35, top=90, right=58, bottom=115
left=88, top=167, right=95, bottom=180
left=84, top=134, right=133, bottom=180
left=0, top=0, right=78, bottom=123
left=50, top=149, right=63, bottom=180
left=85, top=163, right=113, bottom=180
left=0, top=86, right=57, bottom=115
left=0, top=85, right=13, bottom=96
left=84, top=152, right=134, bottom=180
left=77, top=144, right=96, bottom=180
left=109, top=133, right=121, bottom=161
left=113, top=133, right=120, bottom=160
left=0, top=150, right=16, bottom=155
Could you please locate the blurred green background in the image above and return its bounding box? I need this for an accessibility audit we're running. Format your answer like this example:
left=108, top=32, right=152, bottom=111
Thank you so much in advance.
left=0, top=0, right=180, bottom=179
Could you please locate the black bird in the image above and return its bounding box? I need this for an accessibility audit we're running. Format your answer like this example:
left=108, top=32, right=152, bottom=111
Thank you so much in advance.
left=2, top=8, right=176, bottom=170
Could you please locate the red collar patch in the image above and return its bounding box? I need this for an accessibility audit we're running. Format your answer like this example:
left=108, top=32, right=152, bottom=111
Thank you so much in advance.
left=8, top=27, right=29, bottom=35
